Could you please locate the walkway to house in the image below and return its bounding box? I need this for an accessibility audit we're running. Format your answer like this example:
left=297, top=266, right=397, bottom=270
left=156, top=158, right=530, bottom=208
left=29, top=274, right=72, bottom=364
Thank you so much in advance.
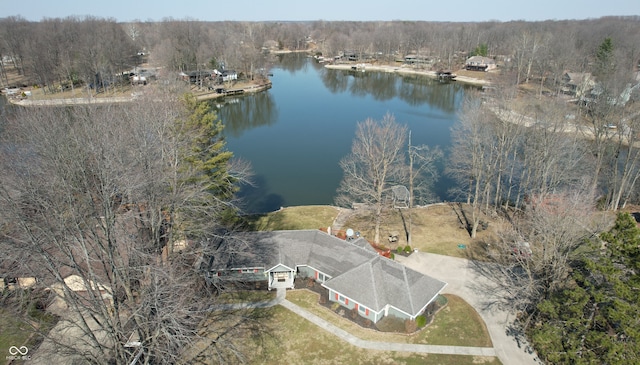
left=205, top=267, right=539, bottom=363
left=209, top=287, right=496, bottom=356
left=280, top=298, right=496, bottom=357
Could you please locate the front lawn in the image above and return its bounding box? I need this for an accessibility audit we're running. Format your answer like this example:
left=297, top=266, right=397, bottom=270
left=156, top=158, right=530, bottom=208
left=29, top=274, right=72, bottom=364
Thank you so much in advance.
left=188, top=290, right=500, bottom=365
left=255, top=305, right=500, bottom=365
left=286, top=290, right=493, bottom=347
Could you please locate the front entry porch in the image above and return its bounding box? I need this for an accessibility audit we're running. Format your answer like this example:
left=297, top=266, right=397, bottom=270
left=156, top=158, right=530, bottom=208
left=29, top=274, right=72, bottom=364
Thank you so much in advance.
left=266, top=263, right=295, bottom=289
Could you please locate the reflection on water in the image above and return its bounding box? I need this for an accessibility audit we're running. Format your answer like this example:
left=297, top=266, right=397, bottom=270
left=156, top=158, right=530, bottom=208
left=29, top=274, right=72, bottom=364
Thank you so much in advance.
left=236, top=174, right=285, bottom=213
left=215, top=92, right=278, bottom=138
left=275, top=53, right=310, bottom=73
left=222, top=54, right=470, bottom=213
left=320, top=68, right=468, bottom=112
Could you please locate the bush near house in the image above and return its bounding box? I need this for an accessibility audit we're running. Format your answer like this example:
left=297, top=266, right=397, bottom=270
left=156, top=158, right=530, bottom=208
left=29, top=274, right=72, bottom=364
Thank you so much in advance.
left=416, top=315, right=427, bottom=328
left=405, top=319, right=418, bottom=333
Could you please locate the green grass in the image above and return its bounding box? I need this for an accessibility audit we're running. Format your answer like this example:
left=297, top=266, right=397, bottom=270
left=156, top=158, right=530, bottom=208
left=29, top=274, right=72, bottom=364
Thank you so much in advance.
left=0, top=292, right=59, bottom=365
left=0, top=308, right=32, bottom=359
left=419, top=295, right=493, bottom=347
left=190, top=292, right=500, bottom=364
left=247, top=205, right=339, bottom=231
left=286, top=290, right=493, bottom=347
left=216, top=290, right=276, bottom=304
left=252, top=305, right=500, bottom=365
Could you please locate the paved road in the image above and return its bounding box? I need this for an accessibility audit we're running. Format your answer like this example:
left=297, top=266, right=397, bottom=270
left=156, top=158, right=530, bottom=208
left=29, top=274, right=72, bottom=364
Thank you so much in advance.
left=396, top=252, right=541, bottom=365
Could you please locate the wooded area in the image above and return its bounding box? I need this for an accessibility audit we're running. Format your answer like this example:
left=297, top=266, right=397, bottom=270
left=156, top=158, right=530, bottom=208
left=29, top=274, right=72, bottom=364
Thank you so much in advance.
left=0, top=89, right=262, bottom=364
left=1, top=14, right=640, bottom=365
left=1, top=16, right=639, bottom=93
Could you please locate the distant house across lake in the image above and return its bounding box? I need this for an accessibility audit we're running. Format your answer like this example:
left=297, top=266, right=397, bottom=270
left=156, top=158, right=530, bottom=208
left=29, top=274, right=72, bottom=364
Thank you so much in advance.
left=465, top=56, right=497, bottom=72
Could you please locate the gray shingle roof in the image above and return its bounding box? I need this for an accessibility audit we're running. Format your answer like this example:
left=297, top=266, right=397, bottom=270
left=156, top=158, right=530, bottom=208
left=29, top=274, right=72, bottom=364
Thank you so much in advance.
left=322, top=256, right=446, bottom=316
left=205, top=230, right=446, bottom=317
left=227, top=230, right=377, bottom=276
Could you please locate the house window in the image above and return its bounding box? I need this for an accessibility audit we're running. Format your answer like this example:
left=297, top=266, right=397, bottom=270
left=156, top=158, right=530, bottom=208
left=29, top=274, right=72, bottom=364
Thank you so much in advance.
left=358, top=304, right=366, bottom=314
left=337, top=294, right=348, bottom=305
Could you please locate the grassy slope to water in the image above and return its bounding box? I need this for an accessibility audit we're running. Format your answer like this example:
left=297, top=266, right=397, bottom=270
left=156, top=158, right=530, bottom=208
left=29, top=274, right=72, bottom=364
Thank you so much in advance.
left=248, top=205, right=339, bottom=231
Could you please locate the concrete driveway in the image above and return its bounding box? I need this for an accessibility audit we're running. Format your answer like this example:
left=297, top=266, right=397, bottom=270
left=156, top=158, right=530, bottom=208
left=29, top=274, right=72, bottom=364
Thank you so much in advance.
left=396, top=252, right=540, bottom=365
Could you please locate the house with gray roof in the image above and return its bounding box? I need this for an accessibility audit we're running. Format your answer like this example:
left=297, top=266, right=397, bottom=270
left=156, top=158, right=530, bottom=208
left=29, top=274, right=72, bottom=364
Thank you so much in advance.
left=465, top=56, right=497, bottom=71
left=202, top=230, right=447, bottom=323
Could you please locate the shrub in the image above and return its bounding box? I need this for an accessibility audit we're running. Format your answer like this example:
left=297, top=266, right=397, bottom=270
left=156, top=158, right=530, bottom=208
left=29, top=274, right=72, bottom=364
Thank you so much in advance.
left=396, top=247, right=402, bottom=253
left=415, top=314, right=427, bottom=328
left=404, top=245, right=412, bottom=253
left=435, top=294, right=448, bottom=307
left=390, top=252, right=395, bottom=260
left=404, top=319, right=418, bottom=333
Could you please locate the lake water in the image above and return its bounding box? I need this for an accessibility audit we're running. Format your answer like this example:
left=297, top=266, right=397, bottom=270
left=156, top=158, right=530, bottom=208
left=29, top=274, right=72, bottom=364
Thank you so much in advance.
left=218, top=54, right=471, bottom=213
left=0, top=56, right=470, bottom=213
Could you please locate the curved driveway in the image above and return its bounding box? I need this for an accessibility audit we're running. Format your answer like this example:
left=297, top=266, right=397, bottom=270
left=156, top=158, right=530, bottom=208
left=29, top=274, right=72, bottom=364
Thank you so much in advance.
left=396, top=252, right=540, bottom=365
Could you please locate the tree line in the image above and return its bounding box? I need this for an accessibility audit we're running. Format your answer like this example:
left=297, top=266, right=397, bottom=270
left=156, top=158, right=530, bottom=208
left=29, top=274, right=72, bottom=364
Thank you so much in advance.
left=443, top=34, right=640, bottom=363
left=2, top=16, right=639, bottom=92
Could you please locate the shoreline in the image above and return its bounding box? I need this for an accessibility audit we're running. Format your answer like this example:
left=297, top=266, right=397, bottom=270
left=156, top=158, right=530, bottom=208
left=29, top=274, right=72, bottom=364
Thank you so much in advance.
left=195, top=80, right=272, bottom=102
left=5, top=80, right=273, bottom=106
left=324, top=63, right=490, bottom=87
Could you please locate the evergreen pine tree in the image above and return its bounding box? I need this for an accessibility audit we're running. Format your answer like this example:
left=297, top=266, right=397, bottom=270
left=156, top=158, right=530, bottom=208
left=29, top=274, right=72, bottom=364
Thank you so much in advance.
left=530, top=213, right=640, bottom=364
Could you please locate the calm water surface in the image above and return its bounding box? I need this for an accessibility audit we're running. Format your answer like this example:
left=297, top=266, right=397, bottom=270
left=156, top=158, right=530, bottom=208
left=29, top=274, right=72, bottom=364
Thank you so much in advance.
left=218, top=55, right=471, bottom=213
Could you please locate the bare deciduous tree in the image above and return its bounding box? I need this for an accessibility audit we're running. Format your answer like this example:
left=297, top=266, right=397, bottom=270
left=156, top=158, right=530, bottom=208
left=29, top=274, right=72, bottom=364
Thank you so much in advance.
left=475, top=189, right=610, bottom=331
left=0, top=92, right=261, bottom=364
left=405, top=131, right=443, bottom=245
left=336, top=114, right=407, bottom=243
left=448, top=97, right=496, bottom=238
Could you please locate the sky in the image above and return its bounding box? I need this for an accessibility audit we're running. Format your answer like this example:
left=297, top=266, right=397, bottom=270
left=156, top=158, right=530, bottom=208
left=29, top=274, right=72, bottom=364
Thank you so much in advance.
left=2, top=0, right=638, bottom=23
